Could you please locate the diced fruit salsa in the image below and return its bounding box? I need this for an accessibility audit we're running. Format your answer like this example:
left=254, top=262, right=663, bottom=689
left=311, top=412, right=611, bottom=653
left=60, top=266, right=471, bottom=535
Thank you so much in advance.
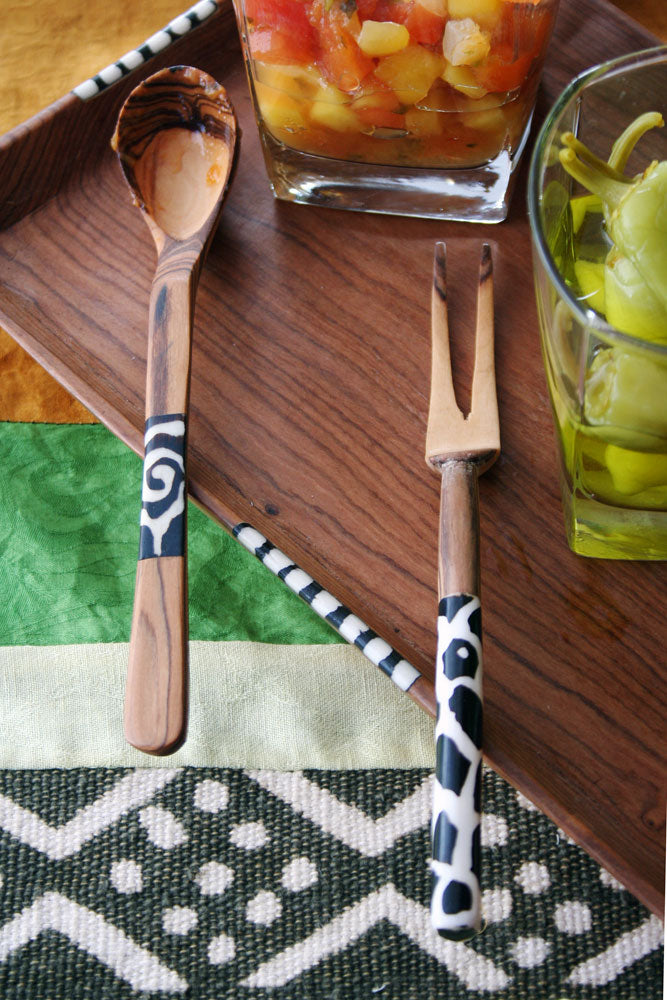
left=236, top=0, right=557, bottom=168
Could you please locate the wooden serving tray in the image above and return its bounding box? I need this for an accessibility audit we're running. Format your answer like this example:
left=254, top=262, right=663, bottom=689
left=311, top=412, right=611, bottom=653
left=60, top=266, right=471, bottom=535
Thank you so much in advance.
left=0, top=0, right=664, bottom=915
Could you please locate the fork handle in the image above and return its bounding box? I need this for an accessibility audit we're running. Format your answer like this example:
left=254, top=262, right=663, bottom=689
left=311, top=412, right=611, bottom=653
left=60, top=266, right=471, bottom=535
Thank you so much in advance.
left=431, top=460, right=483, bottom=939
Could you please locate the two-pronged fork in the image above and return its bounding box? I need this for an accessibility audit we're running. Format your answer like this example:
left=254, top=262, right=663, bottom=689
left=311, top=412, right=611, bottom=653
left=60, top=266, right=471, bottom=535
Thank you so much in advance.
left=425, top=242, right=500, bottom=940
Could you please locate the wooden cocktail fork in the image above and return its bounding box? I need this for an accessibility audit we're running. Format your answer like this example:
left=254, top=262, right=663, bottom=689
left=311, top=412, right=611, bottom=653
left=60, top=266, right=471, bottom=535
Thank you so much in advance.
left=425, top=242, right=500, bottom=939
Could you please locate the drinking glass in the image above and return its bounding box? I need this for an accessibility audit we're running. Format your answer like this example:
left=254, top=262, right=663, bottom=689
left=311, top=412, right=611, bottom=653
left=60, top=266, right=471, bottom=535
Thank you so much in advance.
left=233, top=0, right=559, bottom=220
left=527, top=47, right=667, bottom=559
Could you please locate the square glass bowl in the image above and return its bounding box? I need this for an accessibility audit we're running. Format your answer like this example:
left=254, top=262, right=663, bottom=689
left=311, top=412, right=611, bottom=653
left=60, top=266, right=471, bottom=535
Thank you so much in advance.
left=234, top=0, right=559, bottom=220
left=527, top=47, right=667, bottom=559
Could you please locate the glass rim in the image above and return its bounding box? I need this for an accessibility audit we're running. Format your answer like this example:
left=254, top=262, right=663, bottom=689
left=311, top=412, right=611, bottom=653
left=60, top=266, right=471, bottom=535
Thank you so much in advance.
left=526, top=45, right=667, bottom=357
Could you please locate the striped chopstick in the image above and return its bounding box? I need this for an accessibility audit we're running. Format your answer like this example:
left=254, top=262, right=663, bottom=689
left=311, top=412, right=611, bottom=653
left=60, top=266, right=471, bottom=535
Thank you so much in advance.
left=233, top=523, right=422, bottom=693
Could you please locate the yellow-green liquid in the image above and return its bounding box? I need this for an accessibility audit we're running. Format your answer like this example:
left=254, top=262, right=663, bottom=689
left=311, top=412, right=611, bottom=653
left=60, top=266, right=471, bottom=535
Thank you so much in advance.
left=549, top=200, right=667, bottom=559
left=554, top=411, right=667, bottom=559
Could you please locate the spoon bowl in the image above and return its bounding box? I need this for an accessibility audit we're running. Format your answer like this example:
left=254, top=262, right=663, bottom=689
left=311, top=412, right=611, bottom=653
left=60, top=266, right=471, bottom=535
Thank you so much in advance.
left=112, top=65, right=237, bottom=755
left=113, top=65, right=236, bottom=246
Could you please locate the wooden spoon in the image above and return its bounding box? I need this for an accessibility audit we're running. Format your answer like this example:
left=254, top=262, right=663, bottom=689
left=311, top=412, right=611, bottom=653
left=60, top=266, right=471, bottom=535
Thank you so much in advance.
left=112, top=66, right=237, bottom=755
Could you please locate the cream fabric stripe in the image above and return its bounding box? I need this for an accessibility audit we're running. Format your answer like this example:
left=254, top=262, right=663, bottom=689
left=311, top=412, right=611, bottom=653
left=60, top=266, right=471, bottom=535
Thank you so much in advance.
left=0, top=642, right=434, bottom=769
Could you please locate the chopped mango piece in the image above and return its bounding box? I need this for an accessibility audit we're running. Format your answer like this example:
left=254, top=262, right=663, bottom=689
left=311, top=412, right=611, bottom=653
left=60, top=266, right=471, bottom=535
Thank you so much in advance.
left=460, top=106, right=505, bottom=131
left=416, top=0, right=447, bottom=14
left=352, top=90, right=400, bottom=112
left=423, top=82, right=501, bottom=112
left=456, top=92, right=504, bottom=112
left=358, top=20, right=410, bottom=56
left=442, top=62, right=488, bottom=98
left=404, top=107, right=442, bottom=136
left=442, top=18, right=490, bottom=66
left=374, top=46, right=445, bottom=105
left=309, top=100, right=360, bottom=131
left=255, top=63, right=351, bottom=108
left=254, top=81, right=306, bottom=132
left=254, top=63, right=323, bottom=101
left=446, top=0, right=502, bottom=30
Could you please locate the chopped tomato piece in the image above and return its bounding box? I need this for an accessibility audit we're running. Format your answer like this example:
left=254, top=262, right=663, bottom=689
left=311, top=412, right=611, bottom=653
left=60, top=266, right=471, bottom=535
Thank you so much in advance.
left=356, top=107, right=406, bottom=128
left=369, top=0, right=402, bottom=19
left=476, top=0, right=553, bottom=95
left=249, top=26, right=317, bottom=64
left=475, top=50, right=533, bottom=92
left=245, top=0, right=317, bottom=52
left=523, top=4, right=553, bottom=53
left=492, top=1, right=551, bottom=56
left=355, top=0, right=379, bottom=18
left=309, top=0, right=375, bottom=92
left=401, top=3, right=446, bottom=46
left=367, top=0, right=444, bottom=44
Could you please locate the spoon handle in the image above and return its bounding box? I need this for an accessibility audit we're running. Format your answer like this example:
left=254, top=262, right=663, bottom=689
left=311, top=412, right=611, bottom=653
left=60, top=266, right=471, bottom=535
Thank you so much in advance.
left=125, top=269, right=194, bottom=755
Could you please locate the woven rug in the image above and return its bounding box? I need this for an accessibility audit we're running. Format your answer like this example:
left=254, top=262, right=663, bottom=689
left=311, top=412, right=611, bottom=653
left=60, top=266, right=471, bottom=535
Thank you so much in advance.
left=0, top=766, right=662, bottom=998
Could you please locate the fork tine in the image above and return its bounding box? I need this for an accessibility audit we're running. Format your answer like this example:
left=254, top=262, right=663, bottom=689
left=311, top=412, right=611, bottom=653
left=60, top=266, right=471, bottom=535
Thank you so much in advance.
left=470, top=244, right=497, bottom=425
left=425, top=243, right=463, bottom=465
left=426, top=242, right=499, bottom=469
left=432, top=242, right=459, bottom=412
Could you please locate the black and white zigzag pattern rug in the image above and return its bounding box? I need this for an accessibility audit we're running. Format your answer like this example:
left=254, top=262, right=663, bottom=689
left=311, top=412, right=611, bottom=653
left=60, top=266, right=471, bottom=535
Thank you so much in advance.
left=0, top=767, right=661, bottom=998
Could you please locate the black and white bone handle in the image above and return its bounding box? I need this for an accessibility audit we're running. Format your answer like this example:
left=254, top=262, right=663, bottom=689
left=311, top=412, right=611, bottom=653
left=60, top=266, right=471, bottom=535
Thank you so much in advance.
left=430, top=460, right=483, bottom=939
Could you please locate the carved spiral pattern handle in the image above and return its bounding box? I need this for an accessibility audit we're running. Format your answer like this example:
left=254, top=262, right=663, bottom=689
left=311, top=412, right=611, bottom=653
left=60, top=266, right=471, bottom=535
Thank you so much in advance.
left=139, top=414, right=186, bottom=559
left=431, top=593, right=483, bottom=940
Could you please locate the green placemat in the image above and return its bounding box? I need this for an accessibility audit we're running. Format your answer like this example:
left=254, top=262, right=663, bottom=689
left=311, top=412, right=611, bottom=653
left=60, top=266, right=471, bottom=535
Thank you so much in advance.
left=0, top=422, right=339, bottom=647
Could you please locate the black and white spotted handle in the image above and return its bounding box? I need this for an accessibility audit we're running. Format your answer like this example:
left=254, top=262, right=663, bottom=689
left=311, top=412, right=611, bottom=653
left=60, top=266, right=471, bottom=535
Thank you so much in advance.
left=431, top=591, right=483, bottom=939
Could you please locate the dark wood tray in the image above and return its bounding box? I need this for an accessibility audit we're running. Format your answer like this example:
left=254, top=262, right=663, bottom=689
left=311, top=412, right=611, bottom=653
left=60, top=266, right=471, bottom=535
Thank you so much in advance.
left=0, top=0, right=664, bottom=915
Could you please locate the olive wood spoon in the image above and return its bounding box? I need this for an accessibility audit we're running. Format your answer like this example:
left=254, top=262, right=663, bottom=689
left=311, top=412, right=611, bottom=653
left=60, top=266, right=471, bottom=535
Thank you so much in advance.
left=112, top=66, right=237, bottom=755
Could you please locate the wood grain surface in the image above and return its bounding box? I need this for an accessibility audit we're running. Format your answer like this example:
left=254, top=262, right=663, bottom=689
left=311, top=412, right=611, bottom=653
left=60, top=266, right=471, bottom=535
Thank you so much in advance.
left=126, top=556, right=189, bottom=755
left=0, top=0, right=664, bottom=914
